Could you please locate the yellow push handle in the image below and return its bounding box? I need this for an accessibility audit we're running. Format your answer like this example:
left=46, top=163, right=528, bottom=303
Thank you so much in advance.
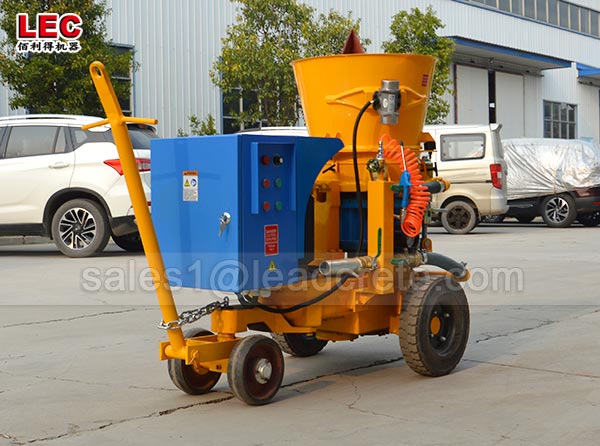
left=87, top=61, right=186, bottom=356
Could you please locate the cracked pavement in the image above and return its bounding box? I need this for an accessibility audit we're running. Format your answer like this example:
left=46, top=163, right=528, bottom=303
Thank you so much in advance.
left=1, top=222, right=599, bottom=445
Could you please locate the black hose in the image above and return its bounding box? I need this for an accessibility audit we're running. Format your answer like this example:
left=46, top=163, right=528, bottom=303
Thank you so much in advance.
left=423, top=181, right=443, bottom=194
left=236, top=274, right=350, bottom=314
left=426, top=252, right=468, bottom=279
left=352, top=100, right=374, bottom=256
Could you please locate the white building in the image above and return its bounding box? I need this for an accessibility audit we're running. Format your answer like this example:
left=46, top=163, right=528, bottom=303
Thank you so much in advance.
left=2, top=0, right=600, bottom=140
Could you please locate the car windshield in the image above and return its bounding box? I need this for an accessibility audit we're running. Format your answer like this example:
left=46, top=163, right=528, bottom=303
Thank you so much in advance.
left=104, top=124, right=158, bottom=150
left=128, top=124, right=158, bottom=150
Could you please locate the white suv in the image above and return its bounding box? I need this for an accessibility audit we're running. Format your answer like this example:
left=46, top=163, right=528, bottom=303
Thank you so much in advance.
left=0, top=115, right=154, bottom=257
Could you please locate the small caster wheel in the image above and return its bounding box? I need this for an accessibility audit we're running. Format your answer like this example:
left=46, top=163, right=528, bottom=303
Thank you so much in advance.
left=167, top=329, right=221, bottom=395
left=228, top=335, right=284, bottom=405
left=271, top=332, right=327, bottom=357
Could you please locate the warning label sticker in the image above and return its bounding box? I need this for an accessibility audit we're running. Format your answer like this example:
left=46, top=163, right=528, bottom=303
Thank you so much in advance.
left=183, top=170, right=198, bottom=202
left=264, top=224, right=279, bottom=256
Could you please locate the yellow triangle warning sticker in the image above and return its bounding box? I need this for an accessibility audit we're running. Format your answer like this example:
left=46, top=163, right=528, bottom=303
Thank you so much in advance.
left=269, top=260, right=276, bottom=271
left=184, top=179, right=190, bottom=187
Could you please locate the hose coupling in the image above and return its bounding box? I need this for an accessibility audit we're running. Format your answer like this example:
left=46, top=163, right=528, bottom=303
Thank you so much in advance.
left=391, top=251, right=427, bottom=267
left=319, top=256, right=375, bottom=277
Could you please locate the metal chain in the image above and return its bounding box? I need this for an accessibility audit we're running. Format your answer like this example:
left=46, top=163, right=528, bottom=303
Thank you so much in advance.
left=157, top=296, right=229, bottom=330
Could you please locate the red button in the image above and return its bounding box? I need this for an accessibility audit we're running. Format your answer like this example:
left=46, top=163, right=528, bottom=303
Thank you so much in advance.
left=261, top=155, right=270, bottom=165
left=262, top=178, right=270, bottom=188
left=263, top=201, right=271, bottom=211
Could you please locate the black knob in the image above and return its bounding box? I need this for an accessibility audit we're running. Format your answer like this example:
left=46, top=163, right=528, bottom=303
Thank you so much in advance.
left=273, top=154, right=284, bottom=166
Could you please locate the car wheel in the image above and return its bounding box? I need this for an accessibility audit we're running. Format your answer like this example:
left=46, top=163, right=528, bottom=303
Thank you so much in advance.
left=481, top=215, right=505, bottom=224
left=441, top=200, right=478, bottom=234
left=51, top=199, right=110, bottom=257
left=516, top=215, right=535, bottom=224
left=577, top=211, right=600, bottom=227
left=541, top=195, right=577, bottom=228
left=112, top=232, right=144, bottom=252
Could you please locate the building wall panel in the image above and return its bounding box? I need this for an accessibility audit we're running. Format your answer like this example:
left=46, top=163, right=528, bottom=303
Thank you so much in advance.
left=456, top=65, right=489, bottom=124
left=106, top=0, right=237, bottom=137
left=523, top=75, right=543, bottom=137
left=496, top=72, right=525, bottom=138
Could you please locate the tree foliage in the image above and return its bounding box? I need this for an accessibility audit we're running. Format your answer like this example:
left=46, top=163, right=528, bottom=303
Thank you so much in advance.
left=211, top=0, right=370, bottom=129
left=382, top=6, right=454, bottom=125
left=303, top=10, right=369, bottom=59
left=177, top=114, right=218, bottom=137
left=0, top=0, right=136, bottom=115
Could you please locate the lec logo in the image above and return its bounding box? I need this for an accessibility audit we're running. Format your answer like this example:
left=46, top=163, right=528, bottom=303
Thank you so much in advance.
left=16, top=13, right=83, bottom=40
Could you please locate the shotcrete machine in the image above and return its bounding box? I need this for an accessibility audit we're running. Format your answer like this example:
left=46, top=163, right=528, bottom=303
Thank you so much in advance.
left=87, top=48, right=471, bottom=405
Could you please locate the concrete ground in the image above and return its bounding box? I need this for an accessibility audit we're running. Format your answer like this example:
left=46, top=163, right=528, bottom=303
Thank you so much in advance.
left=0, top=221, right=599, bottom=445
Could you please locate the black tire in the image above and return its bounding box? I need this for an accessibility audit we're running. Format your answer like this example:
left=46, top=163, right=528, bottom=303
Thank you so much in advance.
left=399, top=276, right=470, bottom=377
left=441, top=200, right=478, bottom=234
left=578, top=211, right=600, bottom=227
left=51, top=199, right=110, bottom=258
left=541, top=194, right=577, bottom=228
left=481, top=215, right=505, bottom=224
left=167, top=329, right=221, bottom=395
left=227, top=335, right=284, bottom=405
left=516, top=215, right=535, bottom=224
left=112, top=232, right=144, bottom=252
left=271, top=333, right=328, bottom=357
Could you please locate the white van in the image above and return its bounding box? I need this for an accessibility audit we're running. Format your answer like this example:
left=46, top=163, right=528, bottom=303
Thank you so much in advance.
left=423, top=124, right=509, bottom=234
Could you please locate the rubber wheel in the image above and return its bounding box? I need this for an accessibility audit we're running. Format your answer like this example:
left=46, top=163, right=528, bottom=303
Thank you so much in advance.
left=516, top=215, right=535, bottom=224
left=271, top=333, right=328, bottom=357
left=541, top=194, right=577, bottom=228
left=227, top=335, right=284, bottom=405
left=481, top=215, right=505, bottom=224
left=578, top=211, right=600, bottom=227
left=441, top=200, right=478, bottom=234
left=51, top=199, right=110, bottom=257
left=112, top=232, right=143, bottom=252
left=399, top=276, right=470, bottom=377
left=167, top=329, right=221, bottom=395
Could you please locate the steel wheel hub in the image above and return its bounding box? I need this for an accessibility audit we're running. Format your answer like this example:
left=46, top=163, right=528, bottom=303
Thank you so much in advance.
left=254, top=358, right=272, bottom=384
left=429, top=308, right=452, bottom=350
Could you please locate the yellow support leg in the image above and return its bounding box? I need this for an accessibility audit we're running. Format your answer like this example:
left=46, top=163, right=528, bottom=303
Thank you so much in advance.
left=85, top=61, right=186, bottom=358
left=367, top=180, right=395, bottom=294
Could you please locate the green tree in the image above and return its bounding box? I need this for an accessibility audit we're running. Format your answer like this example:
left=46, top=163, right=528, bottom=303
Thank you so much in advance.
left=304, top=11, right=369, bottom=58
left=382, top=6, right=454, bottom=124
left=0, top=0, right=136, bottom=115
left=211, top=0, right=369, bottom=129
left=177, top=114, right=218, bottom=137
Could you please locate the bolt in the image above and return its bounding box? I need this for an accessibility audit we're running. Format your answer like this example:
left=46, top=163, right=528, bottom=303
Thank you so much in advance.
left=255, top=358, right=272, bottom=384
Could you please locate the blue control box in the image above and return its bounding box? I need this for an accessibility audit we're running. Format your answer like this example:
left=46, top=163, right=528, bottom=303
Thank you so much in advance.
left=151, top=134, right=342, bottom=292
